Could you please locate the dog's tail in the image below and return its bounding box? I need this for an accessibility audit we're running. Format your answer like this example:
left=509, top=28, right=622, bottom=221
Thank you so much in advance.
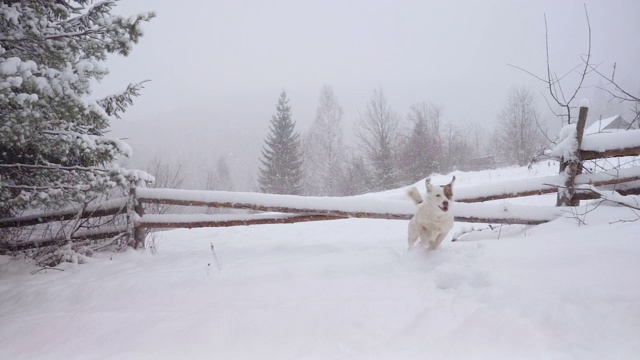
left=407, top=187, right=423, bottom=205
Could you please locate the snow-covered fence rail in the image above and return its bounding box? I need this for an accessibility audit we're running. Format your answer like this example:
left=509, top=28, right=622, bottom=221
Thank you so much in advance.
left=455, top=167, right=640, bottom=203
left=134, top=188, right=562, bottom=231
left=135, top=188, right=412, bottom=221
left=139, top=214, right=347, bottom=229
left=0, top=198, right=127, bottom=229
left=536, top=102, right=640, bottom=206
left=5, top=225, right=128, bottom=252
left=580, top=129, right=640, bottom=161
left=1, top=179, right=141, bottom=253
left=6, top=163, right=638, bottom=252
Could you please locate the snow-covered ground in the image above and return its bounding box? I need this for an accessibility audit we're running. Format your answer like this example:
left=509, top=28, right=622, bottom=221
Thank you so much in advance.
left=1, top=164, right=640, bottom=360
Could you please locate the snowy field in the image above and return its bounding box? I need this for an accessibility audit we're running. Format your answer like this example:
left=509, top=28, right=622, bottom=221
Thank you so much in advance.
left=1, top=164, right=640, bottom=359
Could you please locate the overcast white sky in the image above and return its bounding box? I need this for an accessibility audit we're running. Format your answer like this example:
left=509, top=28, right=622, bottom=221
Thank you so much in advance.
left=98, top=0, right=640, bottom=188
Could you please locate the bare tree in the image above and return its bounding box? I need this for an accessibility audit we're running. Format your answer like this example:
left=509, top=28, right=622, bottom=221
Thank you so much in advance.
left=339, top=155, right=372, bottom=196
left=440, top=122, right=472, bottom=172
left=206, top=156, right=234, bottom=192
left=464, top=121, right=490, bottom=159
left=203, top=156, right=236, bottom=214
left=303, top=85, right=346, bottom=195
left=494, top=86, right=547, bottom=166
left=144, top=157, right=185, bottom=215
left=509, top=5, right=592, bottom=126
left=142, top=157, right=185, bottom=248
left=355, top=87, right=401, bottom=191
left=588, top=62, right=640, bottom=129
left=398, top=102, right=444, bottom=184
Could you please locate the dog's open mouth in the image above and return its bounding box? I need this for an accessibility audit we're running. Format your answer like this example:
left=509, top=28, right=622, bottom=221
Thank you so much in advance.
left=439, top=205, right=449, bottom=212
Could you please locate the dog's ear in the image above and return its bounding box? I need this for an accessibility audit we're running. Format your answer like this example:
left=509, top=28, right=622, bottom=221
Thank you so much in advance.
left=444, top=176, right=455, bottom=200
left=425, top=178, right=433, bottom=193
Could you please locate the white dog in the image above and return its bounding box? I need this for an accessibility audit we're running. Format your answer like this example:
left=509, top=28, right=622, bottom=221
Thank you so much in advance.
left=407, top=176, right=456, bottom=250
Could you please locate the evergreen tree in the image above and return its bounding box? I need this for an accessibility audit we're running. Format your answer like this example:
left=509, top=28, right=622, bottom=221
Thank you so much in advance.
left=258, top=91, right=303, bottom=195
left=0, top=1, right=155, bottom=217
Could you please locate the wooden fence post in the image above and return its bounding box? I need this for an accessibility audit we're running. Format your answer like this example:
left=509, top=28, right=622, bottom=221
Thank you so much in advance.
left=133, top=191, right=145, bottom=249
left=556, top=103, right=589, bottom=206
left=125, top=178, right=145, bottom=250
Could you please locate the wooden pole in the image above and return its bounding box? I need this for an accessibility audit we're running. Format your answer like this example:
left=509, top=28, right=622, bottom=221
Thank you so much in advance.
left=126, top=179, right=145, bottom=250
left=133, top=197, right=146, bottom=249
left=557, top=104, right=588, bottom=206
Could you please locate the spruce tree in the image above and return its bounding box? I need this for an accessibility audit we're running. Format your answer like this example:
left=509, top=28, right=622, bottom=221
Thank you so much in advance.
left=0, top=1, right=155, bottom=217
left=258, top=91, right=303, bottom=195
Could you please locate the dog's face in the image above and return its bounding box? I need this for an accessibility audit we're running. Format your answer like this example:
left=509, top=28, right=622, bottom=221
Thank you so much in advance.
left=426, top=176, right=455, bottom=212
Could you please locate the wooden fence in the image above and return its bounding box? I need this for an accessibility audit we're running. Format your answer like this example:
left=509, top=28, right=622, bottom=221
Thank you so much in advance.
left=2, top=105, right=639, bottom=252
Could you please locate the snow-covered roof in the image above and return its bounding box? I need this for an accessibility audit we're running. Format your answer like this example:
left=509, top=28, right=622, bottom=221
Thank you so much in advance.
left=584, top=115, right=633, bottom=136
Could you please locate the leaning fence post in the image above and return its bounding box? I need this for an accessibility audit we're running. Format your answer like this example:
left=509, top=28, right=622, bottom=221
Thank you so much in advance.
left=556, top=101, right=588, bottom=206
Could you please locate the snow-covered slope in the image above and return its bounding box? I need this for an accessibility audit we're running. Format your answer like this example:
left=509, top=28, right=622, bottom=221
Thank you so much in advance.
left=1, top=164, right=639, bottom=359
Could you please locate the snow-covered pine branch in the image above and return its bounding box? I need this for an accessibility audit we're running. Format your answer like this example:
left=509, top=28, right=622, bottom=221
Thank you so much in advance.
left=97, top=80, right=149, bottom=119
left=0, top=0, right=154, bottom=219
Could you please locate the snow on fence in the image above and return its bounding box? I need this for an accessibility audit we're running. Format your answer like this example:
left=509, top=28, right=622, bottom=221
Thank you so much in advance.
left=134, top=188, right=562, bottom=227
left=455, top=166, right=640, bottom=203
left=2, top=104, right=640, bottom=252
left=0, top=198, right=127, bottom=229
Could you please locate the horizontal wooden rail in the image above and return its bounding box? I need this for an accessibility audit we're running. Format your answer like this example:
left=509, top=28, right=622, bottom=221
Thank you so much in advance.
left=136, top=188, right=564, bottom=226
left=136, top=187, right=413, bottom=220
left=1, top=226, right=127, bottom=252
left=137, top=198, right=410, bottom=221
left=580, top=146, right=640, bottom=161
left=579, top=129, right=640, bottom=160
left=138, top=213, right=348, bottom=229
left=456, top=167, right=640, bottom=203
left=137, top=211, right=553, bottom=228
left=0, top=198, right=127, bottom=229
left=454, top=216, right=549, bottom=225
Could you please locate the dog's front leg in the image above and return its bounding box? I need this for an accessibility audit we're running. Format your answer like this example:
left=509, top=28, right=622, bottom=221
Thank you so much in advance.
left=429, top=232, right=447, bottom=250
left=407, top=221, right=420, bottom=249
left=419, top=229, right=436, bottom=250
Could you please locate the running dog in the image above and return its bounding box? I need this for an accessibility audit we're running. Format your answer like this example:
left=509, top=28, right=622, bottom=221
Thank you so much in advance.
left=407, top=176, right=456, bottom=250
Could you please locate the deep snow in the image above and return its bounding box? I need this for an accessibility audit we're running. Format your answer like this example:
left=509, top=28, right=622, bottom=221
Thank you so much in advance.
left=1, top=164, right=640, bottom=359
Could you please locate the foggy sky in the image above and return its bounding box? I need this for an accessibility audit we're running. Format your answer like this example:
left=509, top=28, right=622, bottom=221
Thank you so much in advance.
left=98, top=0, right=640, bottom=189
